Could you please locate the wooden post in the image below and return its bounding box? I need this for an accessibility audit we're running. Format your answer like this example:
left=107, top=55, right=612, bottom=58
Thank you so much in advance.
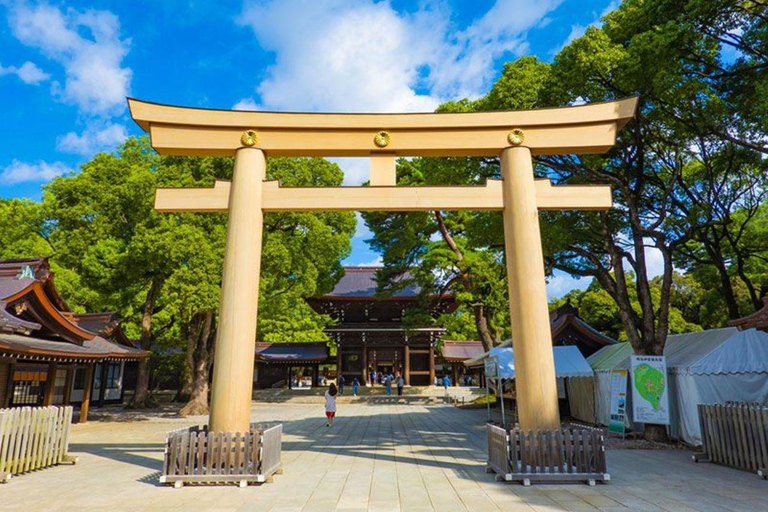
left=452, top=364, right=458, bottom=387
left=43, top=363, right=56, bottom=406
left=428, top=345, right=435, bottom=385
left=209, top=147, right=265, bottom=433
left=404, top=345, right=410, bottom=386
left=63, top=366, right=73, bottom=405
left=98, top=362, right=109, bottom=408
left=79, top=363, right=95, bottom=424
left=361, top=347, right=368, bottom=385
left=501, top=146, right=560, bottom=431
left=336, top=344, right=342, bottom=380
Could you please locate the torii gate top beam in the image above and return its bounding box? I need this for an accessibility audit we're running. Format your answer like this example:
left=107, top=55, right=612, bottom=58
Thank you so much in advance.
left=128, top=97, right=638, bottom=158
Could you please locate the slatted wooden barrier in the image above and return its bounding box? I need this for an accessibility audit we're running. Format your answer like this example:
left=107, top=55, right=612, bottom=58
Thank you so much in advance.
left=694, top=403, right=768, bottom=477
left=0, top=406, right=77, bottom=482
left=160, top=423, right=283, bottom=488
left=486, top=423, right=609, bottom=485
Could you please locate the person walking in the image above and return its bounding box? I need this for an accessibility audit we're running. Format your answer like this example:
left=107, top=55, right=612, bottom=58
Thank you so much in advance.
left=396, top=372, right=404, bottom=396
left=352, top=377, right=359, bottom=396
left=338, top=374, right=345, bottom=395
left=442, top=374, right=451, bottom=395
left=385, top=374, right=392, bottom=395
left=325, top=383, right=338, bottom=427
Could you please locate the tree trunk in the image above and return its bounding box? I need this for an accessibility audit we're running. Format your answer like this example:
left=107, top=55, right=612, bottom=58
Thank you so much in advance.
left=177, top=314, right=194, bottom=402
left=132, top=275, right=165, bottom=408
left=473, top=304, right=495, bottom=352
left=433, top=211, right=497, bottom=350
left=180, top=311, right=215, bottom=416
left=644, top=423, right=669, bottom=443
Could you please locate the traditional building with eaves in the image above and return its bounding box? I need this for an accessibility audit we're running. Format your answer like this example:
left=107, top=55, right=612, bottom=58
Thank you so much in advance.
left=0, top=258, right=148, bottom=422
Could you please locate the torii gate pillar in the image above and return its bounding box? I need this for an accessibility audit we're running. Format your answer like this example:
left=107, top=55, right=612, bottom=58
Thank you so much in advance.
left=502, top=147, right=559, bottom=429
left=209, top=147, right=265, bottom=433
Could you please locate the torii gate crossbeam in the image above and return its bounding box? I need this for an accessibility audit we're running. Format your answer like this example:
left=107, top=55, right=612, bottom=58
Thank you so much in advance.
left=129, top=97, right=638, bottom=433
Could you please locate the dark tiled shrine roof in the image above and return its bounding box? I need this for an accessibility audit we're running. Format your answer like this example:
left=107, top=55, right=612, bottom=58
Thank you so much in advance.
left=0, top=332, right=147, bottom=361
left=440, top=340, right=486, bottom=362
left=255, top=342, right=329, bottom=363
left=0, top=302, right=40, bottom=335
left=320, top=267, right=421, bottom=298
left=549, top=302, right=616, bottom=348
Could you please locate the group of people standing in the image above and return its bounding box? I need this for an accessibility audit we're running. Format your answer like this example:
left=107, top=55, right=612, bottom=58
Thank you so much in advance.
left=371, top=370, right=405, bottom=396
left=334, top=371, right=406, bottom=396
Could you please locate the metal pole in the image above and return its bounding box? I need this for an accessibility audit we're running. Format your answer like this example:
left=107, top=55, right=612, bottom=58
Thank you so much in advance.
left=486, top=375, right=492, bottom=422
left=500, top=378, right=506, bottom=426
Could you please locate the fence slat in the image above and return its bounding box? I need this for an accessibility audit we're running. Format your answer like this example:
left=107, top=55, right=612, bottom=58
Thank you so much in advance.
left=0, top=406, right=74, bottom=479
left=698, top=403, right=768, bottom=474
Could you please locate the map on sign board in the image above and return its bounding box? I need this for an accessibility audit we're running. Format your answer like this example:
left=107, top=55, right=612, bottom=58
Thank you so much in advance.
left=630, top=355, right=670, bottom=425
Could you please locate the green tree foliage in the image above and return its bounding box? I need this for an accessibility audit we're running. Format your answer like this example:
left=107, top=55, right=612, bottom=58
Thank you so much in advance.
left=3, top=137, right=354, bottom=411
left=363, top=0, right=766, bottom=386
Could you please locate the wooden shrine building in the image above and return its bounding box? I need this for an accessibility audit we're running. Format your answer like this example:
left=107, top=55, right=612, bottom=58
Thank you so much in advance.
left=306, top=266, right=454, bottom=386
left=729, top=296, right=768, bottom=332
left=0, top=258, right=147, bottom=422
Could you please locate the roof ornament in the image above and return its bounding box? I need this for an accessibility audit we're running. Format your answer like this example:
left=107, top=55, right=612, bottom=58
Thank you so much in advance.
left=19, top=265, right=35, bottom=280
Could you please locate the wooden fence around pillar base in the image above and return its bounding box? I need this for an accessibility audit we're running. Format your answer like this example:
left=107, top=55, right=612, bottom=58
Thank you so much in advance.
left=0, top=406, right=77, bottom=483
left=160, top=423, right=283, bottom=488
left=486, top=423, right=609, bottom=486
left=693, top=403, right=768, bottom=477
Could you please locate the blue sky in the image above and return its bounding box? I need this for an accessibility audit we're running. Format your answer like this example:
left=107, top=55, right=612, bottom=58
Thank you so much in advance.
left=0, top=0, right=624, bottom=298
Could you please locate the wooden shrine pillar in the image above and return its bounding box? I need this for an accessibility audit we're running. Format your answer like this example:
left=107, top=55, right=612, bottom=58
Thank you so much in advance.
left=43, top=363, right=57, bottom=406
left=209, top=147, right=265, bottom=433
left=79, top=363, right=95, bottom=424
left=63, top=366, right=73, bottom=405
left=98, top=362, right=109, bottom=408
left=428, top=345, right=435, bottom=385
left=451, top=364, right=459, bottom=387
left=336, top=344, right=343, bottom=378
left=404, top=345, right=410, bottom=386
left=501, top=146, right=560, bottom=431
left=361, top=347, right=368, bottom=385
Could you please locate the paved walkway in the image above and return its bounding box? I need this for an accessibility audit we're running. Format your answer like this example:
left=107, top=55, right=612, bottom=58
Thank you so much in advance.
left=2, top=403, right=766, bottom=512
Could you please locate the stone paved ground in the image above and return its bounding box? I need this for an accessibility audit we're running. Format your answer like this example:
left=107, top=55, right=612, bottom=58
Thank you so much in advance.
left=2, top=402, right=766, bottom=512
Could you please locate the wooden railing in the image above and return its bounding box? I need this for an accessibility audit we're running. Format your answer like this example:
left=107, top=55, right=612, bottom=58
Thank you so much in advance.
left=695, top=403, right=768, bottom=477
left=160, top=423, right=283, bottom=487
left=0, top=406, right=76, bottom=482
left=486, top=423, right=609, bottom=485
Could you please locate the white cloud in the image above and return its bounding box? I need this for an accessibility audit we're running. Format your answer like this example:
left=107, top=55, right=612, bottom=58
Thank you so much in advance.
left=0, top=159, right=71, bottom=184
left=232, top=98, right=260, bottom=111
left=7, top=2, right=131, bottom=115
left=0, top=61, right=49, bottom=84
left=330, top=157, right=370, bottom=186
left=356, top=256, right=383, bottom=267
left=641, top=240, right=666, bottom=279
left=56, top=122, right=128, bottom=155
left=236, top=0, right=562, bottom=112
left=554, top=0, right=620, bottom=54
left=353, top=212, right=373, bottom=240
left=555, top=24, right=587, bottom=53
left=547, top=271, right=592, bottom=300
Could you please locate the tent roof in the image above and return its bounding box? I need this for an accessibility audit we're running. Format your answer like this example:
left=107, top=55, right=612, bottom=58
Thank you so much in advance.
left=482, top=345, right=593, bottom=379
left=590, top=327, right=768, bottom=375
left=588, top=342, right=635, bottom=371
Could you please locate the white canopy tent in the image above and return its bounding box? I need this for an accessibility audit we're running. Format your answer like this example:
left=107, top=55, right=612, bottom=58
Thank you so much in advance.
left=576, top=327, right=768, bottom=445
left=467, top=342, right=594, bottom=379
left=467, top=342, right=593, bottom=425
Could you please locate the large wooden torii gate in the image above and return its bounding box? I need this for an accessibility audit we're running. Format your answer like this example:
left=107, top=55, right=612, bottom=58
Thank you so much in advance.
left=129, top=97, right=637, bottom=433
